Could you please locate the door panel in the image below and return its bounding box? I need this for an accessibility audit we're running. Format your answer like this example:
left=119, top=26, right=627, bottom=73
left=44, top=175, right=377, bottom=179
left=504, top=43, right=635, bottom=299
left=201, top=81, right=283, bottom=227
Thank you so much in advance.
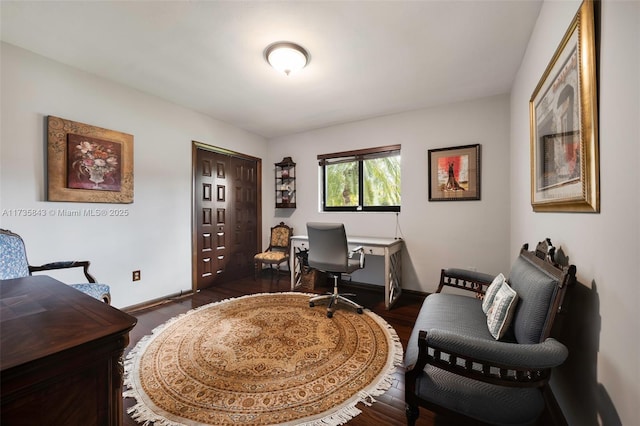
left=194, top=146, right=259, bottom=290
left=195, top=150, right=222, bottom=288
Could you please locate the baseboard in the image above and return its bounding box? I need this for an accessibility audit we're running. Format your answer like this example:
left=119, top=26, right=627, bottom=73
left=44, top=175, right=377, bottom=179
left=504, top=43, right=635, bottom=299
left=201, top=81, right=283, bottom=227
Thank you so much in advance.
left=122, top=281, right=429, bottom=313
left=340, top=280, right=429, bottom=298
left=123, top=289, right=193, bottom=313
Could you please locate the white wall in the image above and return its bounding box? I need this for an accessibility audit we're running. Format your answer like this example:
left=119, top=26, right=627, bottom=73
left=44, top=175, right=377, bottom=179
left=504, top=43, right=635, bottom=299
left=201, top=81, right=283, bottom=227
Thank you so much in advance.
left=510, top=1, right=640, bottom=424
left=0, top=43, right=268, bottom=308
left=267, top=94, right=513, bottom=292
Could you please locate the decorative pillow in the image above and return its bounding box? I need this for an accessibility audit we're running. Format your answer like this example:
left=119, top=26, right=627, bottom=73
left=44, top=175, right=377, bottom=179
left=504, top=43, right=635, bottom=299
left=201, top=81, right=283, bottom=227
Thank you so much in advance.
left=482, top=273, right=505, bottom=314
left=486, top=281, right=519, bottom=340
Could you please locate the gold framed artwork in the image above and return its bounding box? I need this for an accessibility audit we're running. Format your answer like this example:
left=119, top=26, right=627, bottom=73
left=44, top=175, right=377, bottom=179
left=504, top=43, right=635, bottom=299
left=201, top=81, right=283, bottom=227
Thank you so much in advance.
left=529, top=0, right=599, bottom=212
left=47, top=116, right=134, bottom=203
left=428, top=144, right=481, bottom=201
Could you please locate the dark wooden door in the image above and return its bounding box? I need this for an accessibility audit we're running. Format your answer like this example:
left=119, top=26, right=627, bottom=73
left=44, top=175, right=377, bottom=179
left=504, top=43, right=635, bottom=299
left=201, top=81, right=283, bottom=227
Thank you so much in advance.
left=193, top=145, right=260, bottom=291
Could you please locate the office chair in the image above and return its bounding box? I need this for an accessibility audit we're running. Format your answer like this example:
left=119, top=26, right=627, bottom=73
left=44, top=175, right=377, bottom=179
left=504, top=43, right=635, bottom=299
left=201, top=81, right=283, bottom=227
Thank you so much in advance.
left=306, top=222, right=365, bottom=318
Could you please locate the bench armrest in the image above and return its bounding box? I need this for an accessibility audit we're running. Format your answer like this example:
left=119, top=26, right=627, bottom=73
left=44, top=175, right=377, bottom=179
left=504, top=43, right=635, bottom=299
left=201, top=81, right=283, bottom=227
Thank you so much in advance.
left=407, top=329, right=568, bottom=388
left=424, top=329, right=568, bottom=368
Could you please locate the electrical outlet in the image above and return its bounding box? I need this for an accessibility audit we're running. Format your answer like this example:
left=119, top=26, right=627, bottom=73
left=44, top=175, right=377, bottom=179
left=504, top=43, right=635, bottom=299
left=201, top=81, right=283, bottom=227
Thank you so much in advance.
left=132, top=270, right=141, bottom=281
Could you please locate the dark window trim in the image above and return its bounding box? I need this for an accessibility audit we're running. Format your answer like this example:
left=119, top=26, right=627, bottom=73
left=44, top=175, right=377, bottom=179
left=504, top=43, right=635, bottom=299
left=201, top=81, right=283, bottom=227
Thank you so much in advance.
left=317, top=144, right=401, bottom=165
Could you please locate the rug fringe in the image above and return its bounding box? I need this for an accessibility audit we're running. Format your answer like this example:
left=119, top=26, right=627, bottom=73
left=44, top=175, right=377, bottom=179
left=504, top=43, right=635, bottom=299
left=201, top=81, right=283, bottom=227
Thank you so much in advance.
left=123, top=292, right=405, bottom=426
left=125, top=401, right=177, bottom=426
left=296, top=404, right=363, bottom=426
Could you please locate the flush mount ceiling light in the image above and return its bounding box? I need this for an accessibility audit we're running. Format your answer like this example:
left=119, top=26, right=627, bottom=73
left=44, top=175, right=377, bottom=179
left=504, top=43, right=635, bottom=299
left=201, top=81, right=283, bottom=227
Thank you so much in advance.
left=265, top=42, right=309, bottom=76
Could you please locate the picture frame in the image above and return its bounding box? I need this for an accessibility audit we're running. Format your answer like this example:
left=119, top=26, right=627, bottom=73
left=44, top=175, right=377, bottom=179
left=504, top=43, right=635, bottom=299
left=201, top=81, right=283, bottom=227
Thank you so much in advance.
left=428, top=144, right=480, bottom=201
left=529, top=0, right=599, bottom=212
left=47, top=116, right=134, bottom=203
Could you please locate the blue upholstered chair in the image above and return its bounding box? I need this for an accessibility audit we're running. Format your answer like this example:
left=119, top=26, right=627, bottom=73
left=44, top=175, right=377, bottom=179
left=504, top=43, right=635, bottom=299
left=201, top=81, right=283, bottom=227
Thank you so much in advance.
left=0, top=229, right=111, bottom=304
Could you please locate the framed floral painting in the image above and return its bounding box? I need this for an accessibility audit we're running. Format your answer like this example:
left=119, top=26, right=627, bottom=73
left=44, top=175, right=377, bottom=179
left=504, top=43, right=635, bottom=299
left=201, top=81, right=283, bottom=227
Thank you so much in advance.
left=48, top=116, right=133, bottom=203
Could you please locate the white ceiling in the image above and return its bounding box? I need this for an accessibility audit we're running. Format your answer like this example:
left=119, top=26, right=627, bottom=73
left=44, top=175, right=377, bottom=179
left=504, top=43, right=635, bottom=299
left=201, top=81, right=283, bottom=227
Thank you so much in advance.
left=1, top=1, right=542, bottom=139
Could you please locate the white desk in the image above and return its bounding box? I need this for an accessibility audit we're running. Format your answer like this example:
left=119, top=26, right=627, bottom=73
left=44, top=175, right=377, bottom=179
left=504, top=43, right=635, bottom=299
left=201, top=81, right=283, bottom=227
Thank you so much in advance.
left=290, top=235, right=403, bottom=309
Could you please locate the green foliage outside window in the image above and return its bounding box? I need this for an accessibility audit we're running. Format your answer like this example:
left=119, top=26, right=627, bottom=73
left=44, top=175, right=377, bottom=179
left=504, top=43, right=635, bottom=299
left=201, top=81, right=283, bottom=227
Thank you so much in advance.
left=322, top=150, right=400, bottom=212
left=363, top=156, right=401, bottom=207
left=325, top=162, right=359, bottom=207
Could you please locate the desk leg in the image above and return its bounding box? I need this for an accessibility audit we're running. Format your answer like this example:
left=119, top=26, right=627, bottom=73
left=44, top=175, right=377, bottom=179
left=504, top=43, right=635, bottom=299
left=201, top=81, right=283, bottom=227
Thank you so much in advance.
left=290, top=245, right=296, bottom=291
left=384, top=247, right=402, bottom=309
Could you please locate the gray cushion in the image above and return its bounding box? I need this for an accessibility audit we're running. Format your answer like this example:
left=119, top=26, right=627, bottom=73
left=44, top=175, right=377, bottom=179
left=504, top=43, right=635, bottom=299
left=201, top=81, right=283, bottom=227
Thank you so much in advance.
left=508, top=255, right=559, bottom=344
left=416, top=365, right=544, bottom=426
left=405, top=293, right=490, bottom=369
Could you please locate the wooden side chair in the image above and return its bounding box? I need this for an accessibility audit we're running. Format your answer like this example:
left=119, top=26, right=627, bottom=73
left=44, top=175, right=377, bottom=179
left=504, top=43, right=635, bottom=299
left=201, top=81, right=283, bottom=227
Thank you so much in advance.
left=0, top=228, right=111, bottom=304
left=254, top=222, right=293, bottom=281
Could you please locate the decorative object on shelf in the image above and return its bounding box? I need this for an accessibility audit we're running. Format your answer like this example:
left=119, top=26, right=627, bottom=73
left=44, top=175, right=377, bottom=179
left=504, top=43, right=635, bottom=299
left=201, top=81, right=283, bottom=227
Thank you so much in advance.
left=264, top=42, right=309, bottom=76
left=275, top=156, right=296, bottom=208
left=529, top=0, right=599, bottom=213
left=428, top=144, right=481, bottom=201
left=47, top=116, right=133, bottom=203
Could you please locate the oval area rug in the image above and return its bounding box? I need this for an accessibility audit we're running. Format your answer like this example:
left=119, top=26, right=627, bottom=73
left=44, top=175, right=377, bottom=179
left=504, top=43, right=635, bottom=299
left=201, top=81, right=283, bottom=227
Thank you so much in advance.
left=124, top=292, right=403, bottom=426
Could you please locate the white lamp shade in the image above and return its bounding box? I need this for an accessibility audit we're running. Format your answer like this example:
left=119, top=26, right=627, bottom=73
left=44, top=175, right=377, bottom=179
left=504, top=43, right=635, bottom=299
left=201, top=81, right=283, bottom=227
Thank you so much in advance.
left=266, top=43, right=308, bottom=76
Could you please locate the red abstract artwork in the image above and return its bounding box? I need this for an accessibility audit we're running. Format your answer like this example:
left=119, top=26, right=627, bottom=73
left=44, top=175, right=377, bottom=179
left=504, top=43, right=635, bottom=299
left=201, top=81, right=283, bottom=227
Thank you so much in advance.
left=437, top=155, right=469, bottom=192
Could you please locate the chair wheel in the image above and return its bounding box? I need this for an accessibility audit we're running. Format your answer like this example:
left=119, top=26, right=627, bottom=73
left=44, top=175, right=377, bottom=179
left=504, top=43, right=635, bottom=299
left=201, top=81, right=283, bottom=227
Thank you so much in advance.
left=357, top=308, right=363, bottom=314
left=327, top=311, right=333, bottom=318
left=309, top=301, right=315, bottom=307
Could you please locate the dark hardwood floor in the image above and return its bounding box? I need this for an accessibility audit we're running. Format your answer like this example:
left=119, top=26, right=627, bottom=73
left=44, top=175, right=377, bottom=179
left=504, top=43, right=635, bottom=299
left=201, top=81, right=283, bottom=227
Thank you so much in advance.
left=122, top=273, right=556, bottom=426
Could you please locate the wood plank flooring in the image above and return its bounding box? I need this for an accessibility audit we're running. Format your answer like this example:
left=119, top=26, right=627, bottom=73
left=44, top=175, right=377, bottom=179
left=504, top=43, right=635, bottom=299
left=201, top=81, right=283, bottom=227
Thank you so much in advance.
left=122, top=273, right=556, bottom=426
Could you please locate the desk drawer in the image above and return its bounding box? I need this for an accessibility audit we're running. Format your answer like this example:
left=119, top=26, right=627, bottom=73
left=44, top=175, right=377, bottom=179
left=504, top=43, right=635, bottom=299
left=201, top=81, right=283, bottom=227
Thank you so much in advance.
left=292, top=240, right=308, bottom=250
left=357, top=245, right=385, bottom=256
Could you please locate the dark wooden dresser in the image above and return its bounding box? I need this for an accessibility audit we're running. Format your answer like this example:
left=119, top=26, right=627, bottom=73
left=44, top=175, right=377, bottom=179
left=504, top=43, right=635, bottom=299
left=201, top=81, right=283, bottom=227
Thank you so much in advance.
left=1, top=276, right=137, bottom=425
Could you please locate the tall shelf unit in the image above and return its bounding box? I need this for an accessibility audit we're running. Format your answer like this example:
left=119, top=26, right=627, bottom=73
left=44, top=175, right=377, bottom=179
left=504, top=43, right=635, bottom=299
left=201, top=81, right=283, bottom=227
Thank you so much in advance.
left=275, top=157, right=296, bottom=208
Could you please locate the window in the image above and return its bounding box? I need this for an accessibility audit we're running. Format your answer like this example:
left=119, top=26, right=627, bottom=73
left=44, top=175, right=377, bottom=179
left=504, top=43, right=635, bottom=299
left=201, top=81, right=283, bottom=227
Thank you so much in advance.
left=319, top=145, right=401, bottom=212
